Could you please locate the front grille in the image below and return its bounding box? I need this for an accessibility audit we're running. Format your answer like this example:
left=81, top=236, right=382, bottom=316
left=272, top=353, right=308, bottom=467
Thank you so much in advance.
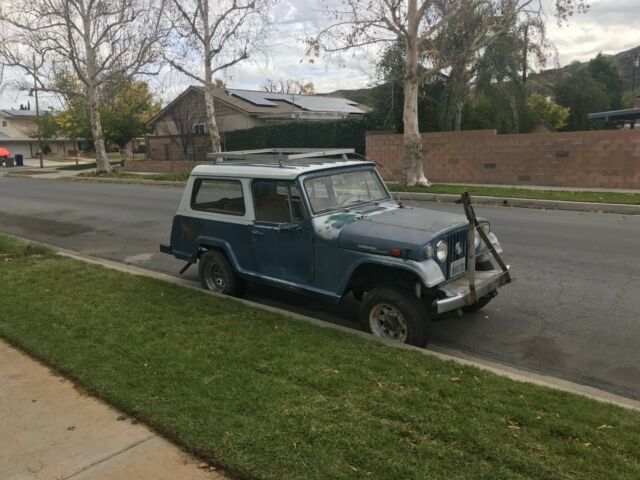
left=445, top=227, right=469, bottom=279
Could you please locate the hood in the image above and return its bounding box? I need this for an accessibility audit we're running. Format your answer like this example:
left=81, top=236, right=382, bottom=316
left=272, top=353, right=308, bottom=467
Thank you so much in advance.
left=339, top=207, right=468, bottom=259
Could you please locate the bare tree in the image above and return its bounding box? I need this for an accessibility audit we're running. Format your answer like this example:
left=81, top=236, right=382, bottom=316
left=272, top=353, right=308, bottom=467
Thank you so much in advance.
left=167, top=90, right=206, bottom=160
left=0, top=0, right=165, bottom=173
left=163, top=0, right=274, bottom=153
left=311, top=0, right=587, bottom=186
left=262, top=79, right=316, bottom=95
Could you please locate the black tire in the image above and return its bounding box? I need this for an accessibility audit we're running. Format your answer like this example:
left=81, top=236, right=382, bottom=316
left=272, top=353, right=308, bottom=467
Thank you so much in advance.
left=198, top=250, right=245, bottom=297
left=462, top=295, right=493, bottom=313
left=359, top=286, right=430, bottom=347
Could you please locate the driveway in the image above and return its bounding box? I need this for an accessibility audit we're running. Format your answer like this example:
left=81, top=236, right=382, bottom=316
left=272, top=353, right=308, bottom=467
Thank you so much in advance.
left=1, top=176, right=639, bottom=399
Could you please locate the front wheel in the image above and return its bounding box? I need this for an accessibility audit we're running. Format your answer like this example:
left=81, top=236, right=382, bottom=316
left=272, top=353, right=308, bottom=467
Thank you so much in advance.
left=359, top=287, right=430, bottom=347
left=198, top=250, right=245, bottom=297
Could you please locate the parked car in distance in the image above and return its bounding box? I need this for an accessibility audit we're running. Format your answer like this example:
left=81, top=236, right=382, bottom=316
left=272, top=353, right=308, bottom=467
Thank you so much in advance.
left=161, top=148, right=511, bottom=346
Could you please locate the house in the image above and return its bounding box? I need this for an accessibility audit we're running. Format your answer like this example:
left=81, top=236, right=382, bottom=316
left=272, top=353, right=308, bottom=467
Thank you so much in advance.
left=0, top=109, right=78, bottom=158
left=145, top=86, right=370, bottom=161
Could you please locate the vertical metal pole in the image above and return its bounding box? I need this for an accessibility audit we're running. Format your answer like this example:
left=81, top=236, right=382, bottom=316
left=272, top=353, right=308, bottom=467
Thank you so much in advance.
left=32, top=54, right=43, bottom=169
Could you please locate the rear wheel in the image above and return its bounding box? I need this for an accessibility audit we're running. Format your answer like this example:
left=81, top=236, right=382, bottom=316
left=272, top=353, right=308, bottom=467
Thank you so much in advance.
left=198, top=250, right=245, bottom=297
left=359, top=286, right=430, bottom=347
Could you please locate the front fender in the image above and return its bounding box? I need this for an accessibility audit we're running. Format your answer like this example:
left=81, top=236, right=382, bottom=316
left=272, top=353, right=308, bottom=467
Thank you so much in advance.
left=336, top=255, right=446, bottom=295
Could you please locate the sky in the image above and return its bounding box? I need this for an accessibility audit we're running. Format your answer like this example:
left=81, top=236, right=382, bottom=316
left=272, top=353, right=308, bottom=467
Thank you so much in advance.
left=1, top=0, right=639, bottom=110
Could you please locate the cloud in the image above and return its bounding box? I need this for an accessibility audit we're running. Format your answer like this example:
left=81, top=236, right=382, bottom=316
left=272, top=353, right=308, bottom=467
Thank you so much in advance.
left=2, top=0, right=639, bottom=109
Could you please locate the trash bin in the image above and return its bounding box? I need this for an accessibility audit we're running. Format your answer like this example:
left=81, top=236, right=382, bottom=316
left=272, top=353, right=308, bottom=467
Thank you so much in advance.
left=5, top=157, right=15, bottom=167
left=14, top=154, right=23, bottom=167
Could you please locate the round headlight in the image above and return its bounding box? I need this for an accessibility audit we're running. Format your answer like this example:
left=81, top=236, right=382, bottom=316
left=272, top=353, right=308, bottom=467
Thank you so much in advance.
left=435, top=240, right=448, bottom=263
left=423, top=243, right=434, bottom=260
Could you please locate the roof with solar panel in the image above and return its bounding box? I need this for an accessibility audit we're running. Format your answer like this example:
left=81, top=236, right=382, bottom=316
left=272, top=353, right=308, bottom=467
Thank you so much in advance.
left=147, top=86, right=370, bottom=127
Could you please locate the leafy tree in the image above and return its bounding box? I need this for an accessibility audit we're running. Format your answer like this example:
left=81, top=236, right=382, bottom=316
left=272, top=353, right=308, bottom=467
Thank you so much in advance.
left=587, top=54, right=623, bottom=110
left=101, top=79, right=160, bottom=149
left=526, top=93, right=569, bottom=130
left=32, top=111, right=59, bottom=141
left=311, top=0, right=587, bottom=186
left=57, top=78, right=159, bottom=150
left=554, top=70, right=609, bottom=131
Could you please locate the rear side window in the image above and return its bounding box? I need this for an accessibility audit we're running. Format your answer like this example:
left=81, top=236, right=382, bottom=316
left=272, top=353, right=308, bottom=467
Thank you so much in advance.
left=191, top=178, right=245, bottom=215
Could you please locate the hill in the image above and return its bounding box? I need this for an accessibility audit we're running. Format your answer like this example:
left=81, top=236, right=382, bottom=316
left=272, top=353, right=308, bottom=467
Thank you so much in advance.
left=527, top=44, right=640, bottom=96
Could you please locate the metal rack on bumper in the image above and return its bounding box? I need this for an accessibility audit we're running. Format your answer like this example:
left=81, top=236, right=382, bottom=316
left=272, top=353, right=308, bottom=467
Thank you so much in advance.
left=435, top=192, right=512, bottom=314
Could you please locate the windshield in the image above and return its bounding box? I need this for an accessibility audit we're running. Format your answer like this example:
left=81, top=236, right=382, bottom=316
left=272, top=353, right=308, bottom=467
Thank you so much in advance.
left=303, top=169, right=390, bottom=214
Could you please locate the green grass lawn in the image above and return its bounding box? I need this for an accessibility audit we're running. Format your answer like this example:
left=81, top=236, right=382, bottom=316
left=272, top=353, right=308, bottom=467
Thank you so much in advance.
left=70, top=171, right=640, bottom=205
left=1, top=234, right=638, bottom=479
left=387, top=183, right=640, bottom=205
left=77, top=171, right=190, bottom=182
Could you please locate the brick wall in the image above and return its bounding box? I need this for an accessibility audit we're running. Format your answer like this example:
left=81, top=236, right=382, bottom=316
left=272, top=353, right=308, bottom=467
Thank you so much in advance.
left=366, top=129, right=640, bottom=189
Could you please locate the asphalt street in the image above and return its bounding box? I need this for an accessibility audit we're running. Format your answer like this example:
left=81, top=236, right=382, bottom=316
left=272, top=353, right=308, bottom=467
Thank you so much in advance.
left=1, top=176, right=639, bottom=399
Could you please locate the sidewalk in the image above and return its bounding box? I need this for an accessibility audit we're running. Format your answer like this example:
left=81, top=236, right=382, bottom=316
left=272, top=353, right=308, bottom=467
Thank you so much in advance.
left=0, top=341, right=225, bottom=480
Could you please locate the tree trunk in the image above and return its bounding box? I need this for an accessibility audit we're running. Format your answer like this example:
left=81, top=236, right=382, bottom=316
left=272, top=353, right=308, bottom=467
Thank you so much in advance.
left=402, top=22, right=430, bottom=187
left=82, top=12, right=110, bottom=174
left=87, top=84, right=110, bottom=174
left=203, top=79, right=221, bottom=153
left=454, top=101, right=463, bottom=131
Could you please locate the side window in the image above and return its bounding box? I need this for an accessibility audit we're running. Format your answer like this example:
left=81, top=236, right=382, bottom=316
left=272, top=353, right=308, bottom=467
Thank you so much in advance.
left=191, top=178, right=245, bottom=215
left=252, top=180, right=305, bottom=224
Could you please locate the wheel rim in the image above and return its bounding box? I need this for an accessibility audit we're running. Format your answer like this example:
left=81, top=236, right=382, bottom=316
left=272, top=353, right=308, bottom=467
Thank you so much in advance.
left=369, top=303, right=408, bottom=342
left=205, top=263, right=227, bottom=292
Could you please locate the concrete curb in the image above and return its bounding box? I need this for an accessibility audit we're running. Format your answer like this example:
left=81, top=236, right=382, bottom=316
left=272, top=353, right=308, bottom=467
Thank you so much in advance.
left=6, top=172, right=638, bottom=215
left=394, top=191, right=640, bottom=215
left=6, top=232, right=639, bottom=412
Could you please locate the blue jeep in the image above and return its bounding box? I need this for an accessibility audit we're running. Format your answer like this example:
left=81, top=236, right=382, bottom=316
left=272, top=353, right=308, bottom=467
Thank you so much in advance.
left=161, top=148, right=511, bottom=346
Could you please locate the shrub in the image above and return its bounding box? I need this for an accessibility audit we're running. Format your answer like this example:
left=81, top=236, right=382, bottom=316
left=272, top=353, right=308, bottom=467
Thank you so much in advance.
left=221, top=117, right=368, bottom=155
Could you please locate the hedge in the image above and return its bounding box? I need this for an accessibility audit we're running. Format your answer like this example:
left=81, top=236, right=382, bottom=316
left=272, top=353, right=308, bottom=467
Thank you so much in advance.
left=220, top=117, right=368, bottom=155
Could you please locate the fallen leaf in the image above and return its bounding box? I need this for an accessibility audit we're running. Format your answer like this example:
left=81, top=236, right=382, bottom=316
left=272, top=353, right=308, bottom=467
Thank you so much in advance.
left=597, top=424, right=613, bottom=429
left=198, top=463, right=209, bottom=470
left=450, top=377, right=461, bottom=383
left=583, top=443, right=592, bottom=448
left=506, top=420, right=520, bottom=430
left=348, top=465, right=358, bottom=472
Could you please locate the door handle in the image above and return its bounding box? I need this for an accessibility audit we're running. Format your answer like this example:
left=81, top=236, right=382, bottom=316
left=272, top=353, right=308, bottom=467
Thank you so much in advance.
left=251, top=229, right=265, bottom=236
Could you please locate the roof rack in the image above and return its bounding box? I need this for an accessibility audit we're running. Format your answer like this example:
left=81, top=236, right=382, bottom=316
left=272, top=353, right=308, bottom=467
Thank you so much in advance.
left=207, top=148, right=356, bottom=167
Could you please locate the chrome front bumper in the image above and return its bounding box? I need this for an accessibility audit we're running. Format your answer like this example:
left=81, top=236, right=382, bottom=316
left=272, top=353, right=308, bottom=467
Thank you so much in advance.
left=435, top=268, right=511, bottom=314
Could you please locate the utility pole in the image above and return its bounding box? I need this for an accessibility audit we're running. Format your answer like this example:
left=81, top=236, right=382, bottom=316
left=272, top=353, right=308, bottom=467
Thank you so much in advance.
left=32, top=54, right=44, bottom=169
left=633, top=55, right=639, bottom=92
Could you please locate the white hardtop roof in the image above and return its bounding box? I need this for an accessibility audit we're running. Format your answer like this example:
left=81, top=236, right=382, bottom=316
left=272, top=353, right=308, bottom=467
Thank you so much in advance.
left=190, top=159, right=374, bottom=180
